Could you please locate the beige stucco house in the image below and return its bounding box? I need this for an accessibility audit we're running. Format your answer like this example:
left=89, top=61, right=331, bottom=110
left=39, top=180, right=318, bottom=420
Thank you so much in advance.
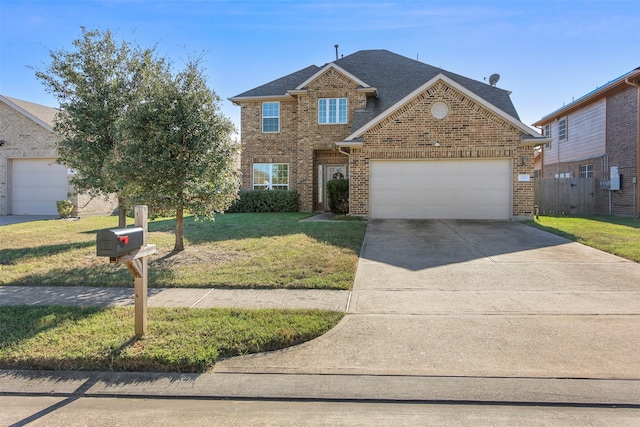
left=230, top=50, right=547, bottom=220
left=0, top=95, right=117, bottom=216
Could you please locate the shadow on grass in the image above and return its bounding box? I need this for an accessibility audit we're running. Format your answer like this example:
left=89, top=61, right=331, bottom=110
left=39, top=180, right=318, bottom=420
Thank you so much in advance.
left=525, top=220, right=579, bottom=242
left=148, top=213, right=365, bottom=253
left=0, top=305, right=106, bottom=350
left=0, top=241, right=94, bottom=266
left=588, top=214, right=640, bottom=229
left=5, top=264, right=175, bottom=288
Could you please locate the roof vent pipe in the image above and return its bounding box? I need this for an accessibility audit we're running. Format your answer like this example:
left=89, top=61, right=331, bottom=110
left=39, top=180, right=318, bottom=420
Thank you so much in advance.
left=334, top=44, right=339, bottom=61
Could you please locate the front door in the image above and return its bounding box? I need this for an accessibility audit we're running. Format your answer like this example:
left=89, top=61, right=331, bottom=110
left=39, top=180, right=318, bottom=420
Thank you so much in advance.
left=323, top=164, right=347, bottom=210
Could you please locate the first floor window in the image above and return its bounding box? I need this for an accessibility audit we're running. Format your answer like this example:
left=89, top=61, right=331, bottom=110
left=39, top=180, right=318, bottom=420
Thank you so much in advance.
left=262, top=102, right=280, bottom=133
left=318, top=98, right=347, bottom=124
left=253, top=163, right=289, bottom=190
left=580, top=164, right=593, bottom=178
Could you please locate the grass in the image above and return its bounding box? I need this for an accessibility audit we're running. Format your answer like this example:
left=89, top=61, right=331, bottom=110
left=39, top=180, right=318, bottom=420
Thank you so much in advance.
left=0, top=212, right=366, bottom=289
left=0, top=305, right=345, bottom=372
left=527, top=215, right=640, bottom=263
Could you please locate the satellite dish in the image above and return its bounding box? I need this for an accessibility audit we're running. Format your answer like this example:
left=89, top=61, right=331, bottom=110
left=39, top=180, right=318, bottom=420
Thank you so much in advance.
left=489, top=73, right=500, bottom=86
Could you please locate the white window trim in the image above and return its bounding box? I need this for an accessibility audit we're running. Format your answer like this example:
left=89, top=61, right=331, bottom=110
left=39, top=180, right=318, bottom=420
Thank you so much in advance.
left=253, top=163, right=289, bottom=190
left=544, top=124, right=552, bottom=149
left=318, top=98, right=348, bottom=124
left=579, top=164, right=593, bottom=178
left=262, top=102, right=280, bottom=133
left=558, top=117, right=568, bottom=142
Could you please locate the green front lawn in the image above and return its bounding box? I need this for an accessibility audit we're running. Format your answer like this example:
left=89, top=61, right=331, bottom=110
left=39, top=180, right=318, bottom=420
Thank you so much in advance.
left=527, top=215, right=640, bottom=263
left=0, top=305, right=344, bottom=372
left=0, top=213, right=366, bottom=289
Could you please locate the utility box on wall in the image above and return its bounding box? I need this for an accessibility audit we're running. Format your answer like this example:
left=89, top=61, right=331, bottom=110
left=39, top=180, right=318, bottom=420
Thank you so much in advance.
left=610, top=166, right=621, bottom=191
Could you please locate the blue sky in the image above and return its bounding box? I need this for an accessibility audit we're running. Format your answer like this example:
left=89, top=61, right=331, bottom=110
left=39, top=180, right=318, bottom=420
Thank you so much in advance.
left=1, top=0, right=638, bottom=133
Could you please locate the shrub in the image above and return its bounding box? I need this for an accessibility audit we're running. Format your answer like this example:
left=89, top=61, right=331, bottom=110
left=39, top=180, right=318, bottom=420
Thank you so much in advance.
left=326, top=179, right=349, bottom=214
left=227, top=190, right=299, bottom=213
left=56, top=200, right=74, bottom=218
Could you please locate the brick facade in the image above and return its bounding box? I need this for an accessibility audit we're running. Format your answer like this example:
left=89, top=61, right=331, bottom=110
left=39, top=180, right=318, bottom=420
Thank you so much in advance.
left=0, top=100, right=117, bottom=217
left=606, top=86, right=638, bottom=216
left=349, top=80, right=533, bottom=217
left=237, top=67, right=535, bottom=218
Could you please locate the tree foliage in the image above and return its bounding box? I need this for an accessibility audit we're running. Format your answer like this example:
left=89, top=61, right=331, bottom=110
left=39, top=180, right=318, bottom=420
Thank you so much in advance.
left=34, top=27, right=163, bottom=227
left=35, top=28, right=240, bottom=251
left=121, top=57, right=240, bottom=251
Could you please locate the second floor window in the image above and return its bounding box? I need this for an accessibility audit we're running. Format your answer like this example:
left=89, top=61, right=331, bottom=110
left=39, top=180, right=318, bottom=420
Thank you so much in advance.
left=318, top=98, right=347, bottom=124
left=558, top=117, right=567, bottom=142
left=262, top=102, right=280, bottom=133
left=544, top=124, right=552, bottom=149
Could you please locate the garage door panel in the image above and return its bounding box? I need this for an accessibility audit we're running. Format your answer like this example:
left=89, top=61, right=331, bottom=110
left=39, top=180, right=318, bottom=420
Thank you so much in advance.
left=11, top=159, right=68, bottom=215
left=370, top=159, right=511, bottom=220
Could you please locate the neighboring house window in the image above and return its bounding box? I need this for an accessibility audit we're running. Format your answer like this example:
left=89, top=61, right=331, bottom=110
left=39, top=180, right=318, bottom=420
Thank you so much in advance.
left=262, top=102, right=280, bottom=133
left=253, top=163, right=289, bottom=190
left=544, top=124, right=552, bottom=149
left=580, top=164, right=593, bottom=178
left=318, top=98, right=347, bottom=124
left=558, top=117, right=567, bottom=142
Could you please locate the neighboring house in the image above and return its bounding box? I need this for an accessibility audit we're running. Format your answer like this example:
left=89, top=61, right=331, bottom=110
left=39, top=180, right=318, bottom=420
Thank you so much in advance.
left=230, top=49, right=547, bottom=220
left=0, top=95, right=117, bottom=216
left=533, top=67, right=640, bottom=217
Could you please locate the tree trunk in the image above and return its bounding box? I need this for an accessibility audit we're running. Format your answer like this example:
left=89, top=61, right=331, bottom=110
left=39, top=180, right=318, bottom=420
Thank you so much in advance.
left=118, top=195, right=127, bottom=228
left=174, top=204, right=184, bottom=252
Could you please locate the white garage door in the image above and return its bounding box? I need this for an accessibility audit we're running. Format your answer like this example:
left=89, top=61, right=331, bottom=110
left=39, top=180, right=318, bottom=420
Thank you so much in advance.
left=370, top=159, right=512, bottom=219
left=10, top=159, right=69, bottom=215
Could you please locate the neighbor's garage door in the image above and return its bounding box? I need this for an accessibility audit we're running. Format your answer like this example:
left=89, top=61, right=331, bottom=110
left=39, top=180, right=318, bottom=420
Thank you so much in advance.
left=10, top=159, right=68, bottom=215
left=370, top=159, right=511, bottom=219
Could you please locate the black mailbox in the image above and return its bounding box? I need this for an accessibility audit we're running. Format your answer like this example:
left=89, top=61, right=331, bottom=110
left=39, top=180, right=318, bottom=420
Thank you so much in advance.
left=96, top=227, right=144, bottom=257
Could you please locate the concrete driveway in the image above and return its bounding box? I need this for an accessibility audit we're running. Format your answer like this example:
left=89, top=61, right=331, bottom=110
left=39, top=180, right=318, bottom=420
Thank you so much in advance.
left=216, top=219, right=640, bottom=381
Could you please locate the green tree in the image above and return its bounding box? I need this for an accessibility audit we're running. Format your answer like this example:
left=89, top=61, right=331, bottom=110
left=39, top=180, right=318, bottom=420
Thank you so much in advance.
left=122, top=57, right=240, bottom=252
left=34, top=27, right=162, bottom=227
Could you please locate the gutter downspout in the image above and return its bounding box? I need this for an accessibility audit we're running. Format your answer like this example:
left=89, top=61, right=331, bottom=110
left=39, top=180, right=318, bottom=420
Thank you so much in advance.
left=625, top=77, right=640, bottom=217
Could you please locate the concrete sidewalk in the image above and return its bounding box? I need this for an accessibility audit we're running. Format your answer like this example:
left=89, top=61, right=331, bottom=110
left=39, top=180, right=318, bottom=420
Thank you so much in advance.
left=0, top=286, right=350, bottom=311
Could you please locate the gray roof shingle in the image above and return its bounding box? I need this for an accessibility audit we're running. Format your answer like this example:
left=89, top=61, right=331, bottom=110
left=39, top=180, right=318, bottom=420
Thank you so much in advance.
left=233, top=65, right=321, bottom=98
left=232, top=49, right=520, bottom=129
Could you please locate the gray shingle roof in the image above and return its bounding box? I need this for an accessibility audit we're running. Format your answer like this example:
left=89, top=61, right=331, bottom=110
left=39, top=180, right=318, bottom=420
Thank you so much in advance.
left=232, top=49, right=520, bottom=128
left=233, top=65, right=321, bottom=98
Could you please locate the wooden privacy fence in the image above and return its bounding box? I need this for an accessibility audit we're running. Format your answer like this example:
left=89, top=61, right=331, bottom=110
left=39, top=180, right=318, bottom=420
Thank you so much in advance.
left=534, top=177, right=596, bottom=216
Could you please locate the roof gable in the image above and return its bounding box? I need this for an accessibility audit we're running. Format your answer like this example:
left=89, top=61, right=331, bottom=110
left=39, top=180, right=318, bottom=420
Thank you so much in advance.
left=0, top=95, right=58, bottom=131
left=345, top=74, right=540, bottom=140
left=295, top=63, right=372, bottom=90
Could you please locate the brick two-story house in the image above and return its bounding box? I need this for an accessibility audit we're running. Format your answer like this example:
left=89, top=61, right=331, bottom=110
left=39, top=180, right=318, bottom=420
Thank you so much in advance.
left=230, top=50, right=546, bottom=219
left=0, top=95, right=117, bottom=216
left=533, top=67, right=640, bottom=217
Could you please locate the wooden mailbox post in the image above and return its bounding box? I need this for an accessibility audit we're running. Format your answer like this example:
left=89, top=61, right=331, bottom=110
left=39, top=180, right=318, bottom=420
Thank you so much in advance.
left=98, top=205, right=156, bottom=336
